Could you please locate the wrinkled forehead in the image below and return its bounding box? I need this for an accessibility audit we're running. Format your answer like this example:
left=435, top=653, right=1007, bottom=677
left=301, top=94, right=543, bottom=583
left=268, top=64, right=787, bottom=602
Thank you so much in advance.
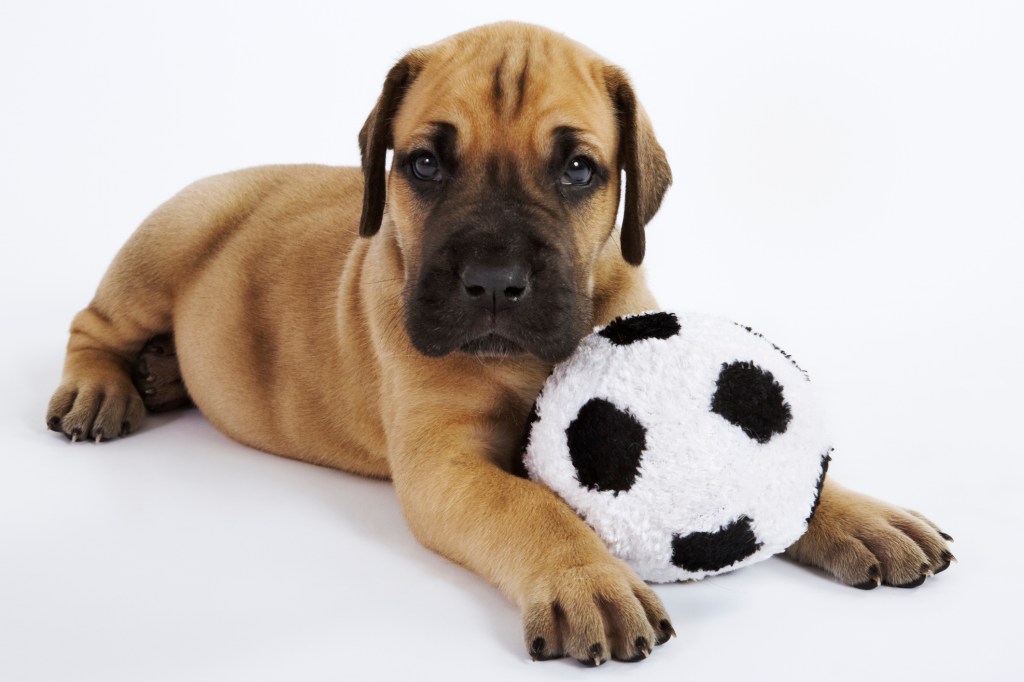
left=392, top=29, right=619, bottom=164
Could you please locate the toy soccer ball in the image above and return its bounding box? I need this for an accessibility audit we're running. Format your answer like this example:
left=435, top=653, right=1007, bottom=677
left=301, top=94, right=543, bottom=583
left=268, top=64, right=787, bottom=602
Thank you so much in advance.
left=522, top=311, right=832, bottom=583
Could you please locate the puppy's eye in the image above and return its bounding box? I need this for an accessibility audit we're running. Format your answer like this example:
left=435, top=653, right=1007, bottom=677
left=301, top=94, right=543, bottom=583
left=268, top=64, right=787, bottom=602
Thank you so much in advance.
left=561, top=157, right=593, bottom=185
left=410, top=152, right=440, bottom=181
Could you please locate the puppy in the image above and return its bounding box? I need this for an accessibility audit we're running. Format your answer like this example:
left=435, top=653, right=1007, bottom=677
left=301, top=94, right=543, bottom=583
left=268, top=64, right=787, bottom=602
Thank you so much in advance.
left=46, top=22, right=953, bottom=665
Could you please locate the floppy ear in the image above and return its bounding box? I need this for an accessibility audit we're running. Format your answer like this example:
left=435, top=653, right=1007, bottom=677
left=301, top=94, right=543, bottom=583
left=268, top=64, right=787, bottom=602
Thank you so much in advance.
left=604, top=67, right=672, bottom=265
left=358, top=51, right=428, bottom=237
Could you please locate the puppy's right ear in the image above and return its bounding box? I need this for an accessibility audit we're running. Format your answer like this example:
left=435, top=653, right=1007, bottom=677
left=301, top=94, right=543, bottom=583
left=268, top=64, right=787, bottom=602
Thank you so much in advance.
left=358, top=51, right=428, bottom=237
left=604, top=66, right=672, bottom=266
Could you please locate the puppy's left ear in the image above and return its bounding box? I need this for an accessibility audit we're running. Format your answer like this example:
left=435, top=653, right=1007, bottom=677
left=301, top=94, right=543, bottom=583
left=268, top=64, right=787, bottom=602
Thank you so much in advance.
left=358, top=50, right=428, bottom=237
left=604, top=67, right=672, bottom=265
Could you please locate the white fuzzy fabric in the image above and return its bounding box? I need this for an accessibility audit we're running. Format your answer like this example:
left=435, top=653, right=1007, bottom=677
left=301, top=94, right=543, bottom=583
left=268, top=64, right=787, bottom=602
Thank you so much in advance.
left=523, top=311, right=831, bottom=583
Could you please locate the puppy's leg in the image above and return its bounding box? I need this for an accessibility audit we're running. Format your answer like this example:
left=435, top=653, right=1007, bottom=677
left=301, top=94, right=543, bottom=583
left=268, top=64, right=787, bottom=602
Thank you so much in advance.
left=786, top=478, right=955, bottom=588
left=46, top=167, right=282, bottom=440
left=390, top=421, right=673, bottom=665
left=131, top=333, right=193, bottom=413
left=47, top=233, right=175, bottom=441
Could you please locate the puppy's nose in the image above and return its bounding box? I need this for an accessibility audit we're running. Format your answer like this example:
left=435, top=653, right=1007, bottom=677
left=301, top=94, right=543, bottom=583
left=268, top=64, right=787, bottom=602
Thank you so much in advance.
left=461, top=262, right=530, bottom=308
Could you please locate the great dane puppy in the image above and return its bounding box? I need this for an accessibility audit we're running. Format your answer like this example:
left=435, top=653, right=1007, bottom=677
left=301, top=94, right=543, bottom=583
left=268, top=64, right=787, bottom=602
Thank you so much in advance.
left=46, top=22, right=953, bottom=666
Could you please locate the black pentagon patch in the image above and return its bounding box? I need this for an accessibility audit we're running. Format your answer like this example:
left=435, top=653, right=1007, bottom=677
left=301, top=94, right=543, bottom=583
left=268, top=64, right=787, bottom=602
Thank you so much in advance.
left=566, top=398, right=646, bottom=494
left=671, top=515, right=763, bottom=572
left=806, top=449, right=833, bottom=522
left=711, top=361, right=792, bottom=444
left=598, top=312, right=681, bottom=346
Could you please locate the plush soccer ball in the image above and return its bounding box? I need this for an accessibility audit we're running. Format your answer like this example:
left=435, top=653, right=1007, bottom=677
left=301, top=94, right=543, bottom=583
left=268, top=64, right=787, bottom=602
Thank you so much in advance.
left=522, top=311, right=832, bottom=583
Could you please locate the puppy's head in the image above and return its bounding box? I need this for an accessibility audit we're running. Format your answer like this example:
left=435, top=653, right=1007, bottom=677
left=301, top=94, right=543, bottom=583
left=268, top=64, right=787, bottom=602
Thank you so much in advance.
left=359, top=22, right=670, bottom=364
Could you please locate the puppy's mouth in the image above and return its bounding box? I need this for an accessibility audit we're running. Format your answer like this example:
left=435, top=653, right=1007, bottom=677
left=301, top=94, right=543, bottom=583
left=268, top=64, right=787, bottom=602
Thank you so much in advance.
left=404, top=226, right=592, bottom=364
left=406, top=289, right=588, bottom=364
left=459, top=332, right=527, bottom=357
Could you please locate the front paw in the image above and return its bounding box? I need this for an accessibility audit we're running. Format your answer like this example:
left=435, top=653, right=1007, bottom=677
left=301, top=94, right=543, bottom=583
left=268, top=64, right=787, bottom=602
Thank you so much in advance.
left=787, top=484, right=955, bottom=588
left=521, top=561, right=674, bottom=665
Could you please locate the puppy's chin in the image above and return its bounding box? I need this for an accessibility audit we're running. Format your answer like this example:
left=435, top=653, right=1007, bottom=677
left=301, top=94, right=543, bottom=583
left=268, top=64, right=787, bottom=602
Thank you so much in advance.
left=406, top=321, right=583, bottom=365
left=459, top=333, right=527, bottom=358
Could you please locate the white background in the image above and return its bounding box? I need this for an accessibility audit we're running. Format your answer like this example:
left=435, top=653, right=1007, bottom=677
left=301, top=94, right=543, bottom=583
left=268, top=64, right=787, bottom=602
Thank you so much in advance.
left=2, top=1, right=1022, bottom=680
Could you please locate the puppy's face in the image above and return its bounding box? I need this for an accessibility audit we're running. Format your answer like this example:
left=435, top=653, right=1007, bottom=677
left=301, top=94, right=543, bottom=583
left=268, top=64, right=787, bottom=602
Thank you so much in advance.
left=359, top=23, right=671, bottom=364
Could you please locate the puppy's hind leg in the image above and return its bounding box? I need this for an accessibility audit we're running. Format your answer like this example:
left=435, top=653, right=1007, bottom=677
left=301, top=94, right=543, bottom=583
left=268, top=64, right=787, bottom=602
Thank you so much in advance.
left=131, top=333, right=193, bottom=413
left=47, top=227, right=178, bottom=442
left=47, top=310, right=150, bottom=442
